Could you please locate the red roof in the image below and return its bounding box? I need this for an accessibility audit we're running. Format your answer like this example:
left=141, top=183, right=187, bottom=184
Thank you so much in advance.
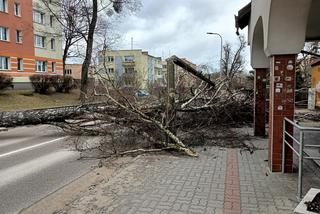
left=311, top=58, right=320, bottom=67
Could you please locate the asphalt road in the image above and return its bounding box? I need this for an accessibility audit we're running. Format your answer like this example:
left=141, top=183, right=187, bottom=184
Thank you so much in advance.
left=0, top=125, right=97, bottom=214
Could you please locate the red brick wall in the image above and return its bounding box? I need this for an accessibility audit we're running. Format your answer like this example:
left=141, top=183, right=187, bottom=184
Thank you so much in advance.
left=0, top=0, right=63, bottom=77
left=269, top=55, right=296, bottom=172
left=0, top=0, right=34, bottom=59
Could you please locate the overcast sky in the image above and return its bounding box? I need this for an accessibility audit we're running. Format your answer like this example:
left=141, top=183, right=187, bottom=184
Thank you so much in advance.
left=115, top=0, right=251, bottom=71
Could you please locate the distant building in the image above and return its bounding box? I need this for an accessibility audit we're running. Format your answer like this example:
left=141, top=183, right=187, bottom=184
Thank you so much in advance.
left=311, top=59, right=320, bottom=108
left=97, top=50, right=164, bottom=89
left=0, top=0, right=63, bottom=89
left=64, top=64, right=82, bottom=80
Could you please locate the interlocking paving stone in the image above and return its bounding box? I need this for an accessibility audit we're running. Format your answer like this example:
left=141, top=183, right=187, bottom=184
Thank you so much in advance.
left=56, top=133, right=320, bottom=214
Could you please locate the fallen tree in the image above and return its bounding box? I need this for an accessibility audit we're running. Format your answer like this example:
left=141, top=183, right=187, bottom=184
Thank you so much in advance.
left=0, top=51, right=253, bottom=158
left=51, top=51, right=253, bottom=158
left=0, top=103, right=116, bottom=127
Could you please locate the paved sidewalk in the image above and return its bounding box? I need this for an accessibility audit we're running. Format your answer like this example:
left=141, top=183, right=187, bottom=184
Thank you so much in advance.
left=55, top=136, right=320, bottom=214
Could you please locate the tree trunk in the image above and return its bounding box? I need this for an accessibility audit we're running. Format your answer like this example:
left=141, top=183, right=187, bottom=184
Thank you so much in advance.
left=80, top=0, right=98, bottom=102
left=62, top=41, right=70, bottom=77
left=165, top=59, right=176, bottom=144
left=0, top=103, right=117, bottom=128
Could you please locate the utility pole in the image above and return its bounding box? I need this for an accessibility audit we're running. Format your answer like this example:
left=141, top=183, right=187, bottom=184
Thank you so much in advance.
left=131, top=37, right=133, bottom=50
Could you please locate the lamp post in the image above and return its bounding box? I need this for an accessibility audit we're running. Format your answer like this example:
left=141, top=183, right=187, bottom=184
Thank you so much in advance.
left=207, top=32, right=223, bottom=78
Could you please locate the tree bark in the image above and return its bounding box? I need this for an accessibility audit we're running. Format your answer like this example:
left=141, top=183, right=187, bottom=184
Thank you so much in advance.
left=165, top=59, right=176, bottom=144
left=0, top=103, right=116, bottom=128
left=62, top=39, right=71, bottom=77
left=80, top=0, right=98, bottom=102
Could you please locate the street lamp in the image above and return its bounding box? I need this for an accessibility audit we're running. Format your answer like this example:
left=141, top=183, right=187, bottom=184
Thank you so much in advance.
left=207, top=32, right=223, bottom=78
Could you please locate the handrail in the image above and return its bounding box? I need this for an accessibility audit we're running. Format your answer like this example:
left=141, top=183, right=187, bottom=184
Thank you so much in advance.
left=284, top=117, right=320, bottom=131
left=284, top=131, right=300, bottom=145
left=282, top=117, right=320, bottom=200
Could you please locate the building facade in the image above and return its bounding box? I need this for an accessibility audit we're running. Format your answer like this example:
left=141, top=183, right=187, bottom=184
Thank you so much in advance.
left=64, top=64, right=82, bottom=80
left=0, top=0, right=62, bottom=89
left=236, top=0, right=320, bottom=172
left=311, top=59, right=320, bottom=108
left=97, top=50, right=164, bottom=89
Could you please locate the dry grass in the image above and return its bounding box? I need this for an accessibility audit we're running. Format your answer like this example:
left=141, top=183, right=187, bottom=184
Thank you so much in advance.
left=0, top=90, right=81, bottom=112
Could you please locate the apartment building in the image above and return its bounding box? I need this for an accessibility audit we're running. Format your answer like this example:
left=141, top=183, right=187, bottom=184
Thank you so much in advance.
left=0, top=0, right=62, bottom=89
left=97, top=50, right=164, bottom=89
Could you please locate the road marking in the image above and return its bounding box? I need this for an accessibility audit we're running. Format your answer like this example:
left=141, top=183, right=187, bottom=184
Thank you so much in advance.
left=0, top=137, right=67, bottom=158
left=0, top=150, right=76, bottom=188
left=224, top=148, right=241, bottom=213
left=0, top=137, right=34, bottom=148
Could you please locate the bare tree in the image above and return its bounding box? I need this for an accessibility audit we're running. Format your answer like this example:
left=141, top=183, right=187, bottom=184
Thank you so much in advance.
left=78, top=0, right=141, bottom=102
left=41, top=0, right=88, bottom=74
left=80, top=0, right=98, bottom=101
left=221, top=35, right=247, bottom=88
left=296, top=42, right=320, bottom=89
left=41, top=0, right=141, bottom=101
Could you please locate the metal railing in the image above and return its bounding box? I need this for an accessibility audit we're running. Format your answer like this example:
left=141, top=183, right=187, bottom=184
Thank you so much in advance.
left=282, top=117, right=320, bottom=200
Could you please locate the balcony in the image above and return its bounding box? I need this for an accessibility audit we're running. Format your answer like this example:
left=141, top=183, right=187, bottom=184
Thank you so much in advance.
left=122, top=61, right=135, bottom=67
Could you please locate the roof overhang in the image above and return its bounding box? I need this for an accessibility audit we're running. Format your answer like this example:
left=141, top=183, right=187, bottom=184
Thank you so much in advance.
left=311, top=59, right=320, bottom=67
left=235, top=2, right=251, bottom=34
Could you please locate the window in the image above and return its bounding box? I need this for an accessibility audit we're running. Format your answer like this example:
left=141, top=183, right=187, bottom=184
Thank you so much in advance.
left=0, top=27, right=9, bottom=41
left=125, top=67, right=134, bottom=73
left=108, top=68, right=114, bottom=73
left=33, top=11, right=45, bottom=24
left=36, top=61, right=47, bottom=72
left=0, top=0, right=7, bottom=12
left=124, top=55, right=135, bottom=62
left=0, top=56, right=9, bottom=70
left=14, top=3, right=21, bottom=16
left=17, top=58, right=23, bottom=71
left=107, top=56, right=114, bottom=62
left=34, top=35, right=45, bottom=48
left=16, top=30, right=22, bottom=43
left=155, top=68, right=162, bottom=75
left=51, top=62, right=56, bottom=72
left=64, top=69, right=72, bottom=75
left=50, top=15, right=54, bottom=27
left=50, top=38, right=55, bottom=49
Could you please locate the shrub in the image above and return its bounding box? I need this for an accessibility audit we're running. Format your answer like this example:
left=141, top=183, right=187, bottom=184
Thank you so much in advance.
left=51, top=75, right=64, bottom=93
left=0, top=73, right=13, bottom=91
left=30, top=74, right=54, bottom=94
left=62, top=75, right=75, bottom=93
left=30, top=74, right=76, bottom=94
left=52, top=75, right=75, bottom=93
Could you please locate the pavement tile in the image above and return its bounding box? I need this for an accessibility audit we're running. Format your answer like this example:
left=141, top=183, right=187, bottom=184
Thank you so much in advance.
left=55, top=130, right=320, bottom=214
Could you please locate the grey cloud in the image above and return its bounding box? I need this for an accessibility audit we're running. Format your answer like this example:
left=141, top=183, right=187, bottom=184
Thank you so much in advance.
left=116, top=0, right=251, bottom=69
